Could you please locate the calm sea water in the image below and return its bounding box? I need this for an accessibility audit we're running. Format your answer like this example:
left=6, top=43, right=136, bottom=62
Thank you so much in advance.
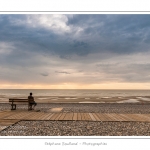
left=0, top=89, right=150, bottom=97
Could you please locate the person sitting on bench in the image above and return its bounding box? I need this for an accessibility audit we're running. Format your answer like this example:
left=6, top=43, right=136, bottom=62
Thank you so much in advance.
left=28, top=92, right=37, bottom=110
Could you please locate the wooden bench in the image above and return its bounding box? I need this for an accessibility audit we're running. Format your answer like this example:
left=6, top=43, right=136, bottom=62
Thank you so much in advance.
left=9, top=99, right=30, bottom=110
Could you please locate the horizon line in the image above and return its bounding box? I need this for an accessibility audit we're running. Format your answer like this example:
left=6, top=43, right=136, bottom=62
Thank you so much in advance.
left=0, top=88, right=150, bottom=90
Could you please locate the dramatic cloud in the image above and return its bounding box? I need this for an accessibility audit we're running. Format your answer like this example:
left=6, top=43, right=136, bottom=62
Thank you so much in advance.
left=0, top=14, right=150, bottom=89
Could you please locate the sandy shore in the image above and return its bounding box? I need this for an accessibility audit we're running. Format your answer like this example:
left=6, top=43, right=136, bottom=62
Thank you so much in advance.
left=0, top=103, right=150, bottom=136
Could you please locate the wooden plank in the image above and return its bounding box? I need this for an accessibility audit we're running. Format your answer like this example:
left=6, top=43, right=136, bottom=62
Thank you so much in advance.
left=107, top=113, right=123, bottom=121
left=0, top=111, right=18, bottom=119
left=122, top=114, right=131, bottom=121
left=65, top=113, right=72, bottom=120
left=125, top=114, right=136, bottom=121
left=105, top=113, right=118, bottom=121
left=92, top=113, right=101, bottom=121
left=50, top=113, right=61, bottom=120
left=97, top=113, right=112, bottom=121
left=100, top=113, right=109, bottom=121
left=89, top=113, right=96, bottom=121
left=22, top=112, right=35, bottom=120
left=141, top=114, right=150, bottom=121
left=10, top=112, right=31, bottom=119
left=31, top=113, right=47, bottom=120
left=30, top=112, right=45, bottom=120
left=77, top=113, right=82, bottom=120
left=17, top=112, right=34, bottom=120
left=81, top=113, right=85, bottom=120
left=127, top=114, right=148, bottom=122
left=0, top=111, right=8, bottom=116
left=9, top=98, right=28, bottom=100
left=64, top=113, right=70, bottom=120
left=134, top=114, right=144, bottom=121
left=96, top=113, right=106, bottom=121
left=80, top=113, right=85, bottom=120
left=10, top=113, right=26, bottom=120
left=9, top=99, right=28, bottom=102
left=84, top=113, right=92, bottom=121
left=10, top=112, right=30, bottom=119
left=69, top=113, right=74, bottom=120
left=55, top=113, right=63, bottom=120
left=0, top=112, right=12, bottom=119
left=0, top=119, right=20, bottom=123
left=134, top=114, right=150, bottom=122
left=41, top=113, right=53, bottom=120
left=0, top=119, right=20, bottom=125
left=40, top=113, right=53, bottom=120
left=127, top=114, right=140, bottom=121
left=63, top=113, right=73, bottom=120
left=140, top=114, right=150, bottom=121
left=46, top=113, right=55, bottom=120
left=132, top=114, right=145, bottom=121
left=119, top=114, right=135, bottom=121
left=113, top=113, right=128, bottom=121
left=9, top=101, right=28, bottom=103
left=58, top=113, right=66, bottom=120
left=82, top=113, right=87, bottom=120
left=115, top=113, right=138, bottom=122
left=114, top=114, right=129, bottom=121
left=144, top=114, right=150, bottom=117
left=6, top=112, right=19, bottom=119
left=83, top=113, right=87, bottom=120
left=0, top=122, right=19, bottom=126
left=15, top=112, right=31, bottom=120
left=4, top=112, right=21, bottom=119
left=24, top=112, right=41, bottom=120
left=33, top=112, right=48, bottom=120
left=73, top=113, right=77, bottom=120
left=0, top=121, right=13, bottom=126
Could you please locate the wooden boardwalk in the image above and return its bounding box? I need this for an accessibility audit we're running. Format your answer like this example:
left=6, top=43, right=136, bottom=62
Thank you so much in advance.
left=0, top=111, right=150, bottom=122
left=1, top=110, right=150, bottom=131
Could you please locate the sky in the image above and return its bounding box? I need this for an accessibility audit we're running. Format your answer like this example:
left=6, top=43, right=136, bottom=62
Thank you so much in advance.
left=0, top=14, right=150, bottom=89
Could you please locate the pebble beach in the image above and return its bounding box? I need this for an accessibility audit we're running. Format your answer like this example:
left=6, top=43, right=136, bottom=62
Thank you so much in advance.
left=0, top=103, right=150, bottom=136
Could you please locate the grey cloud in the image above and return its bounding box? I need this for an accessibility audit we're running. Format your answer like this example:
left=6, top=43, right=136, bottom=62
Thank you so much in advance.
left=55, top=71, right=71, bottom=74
left=1, top=14, right=150, bottom=86
left=40, top=73, right=49, bottom=76
left=94, top=62, right=150, bottom=83
left=1, top=14, right=150, bottom=59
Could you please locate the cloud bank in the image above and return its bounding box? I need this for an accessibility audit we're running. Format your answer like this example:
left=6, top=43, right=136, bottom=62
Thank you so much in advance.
left=0, top=14, right=150, bottom=89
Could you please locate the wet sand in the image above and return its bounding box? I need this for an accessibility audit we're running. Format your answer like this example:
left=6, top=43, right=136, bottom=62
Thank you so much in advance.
left=1, top=95, right=150, bottom=103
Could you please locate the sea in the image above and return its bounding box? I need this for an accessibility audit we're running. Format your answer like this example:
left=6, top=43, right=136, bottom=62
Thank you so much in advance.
left=0, top=89, right=150, bottom=97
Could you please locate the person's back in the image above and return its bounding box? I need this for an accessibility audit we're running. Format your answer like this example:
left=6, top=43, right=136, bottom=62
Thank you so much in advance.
left=28, top=92, right=37, bottom=110
left=28, top=95, right=34, bottom=103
